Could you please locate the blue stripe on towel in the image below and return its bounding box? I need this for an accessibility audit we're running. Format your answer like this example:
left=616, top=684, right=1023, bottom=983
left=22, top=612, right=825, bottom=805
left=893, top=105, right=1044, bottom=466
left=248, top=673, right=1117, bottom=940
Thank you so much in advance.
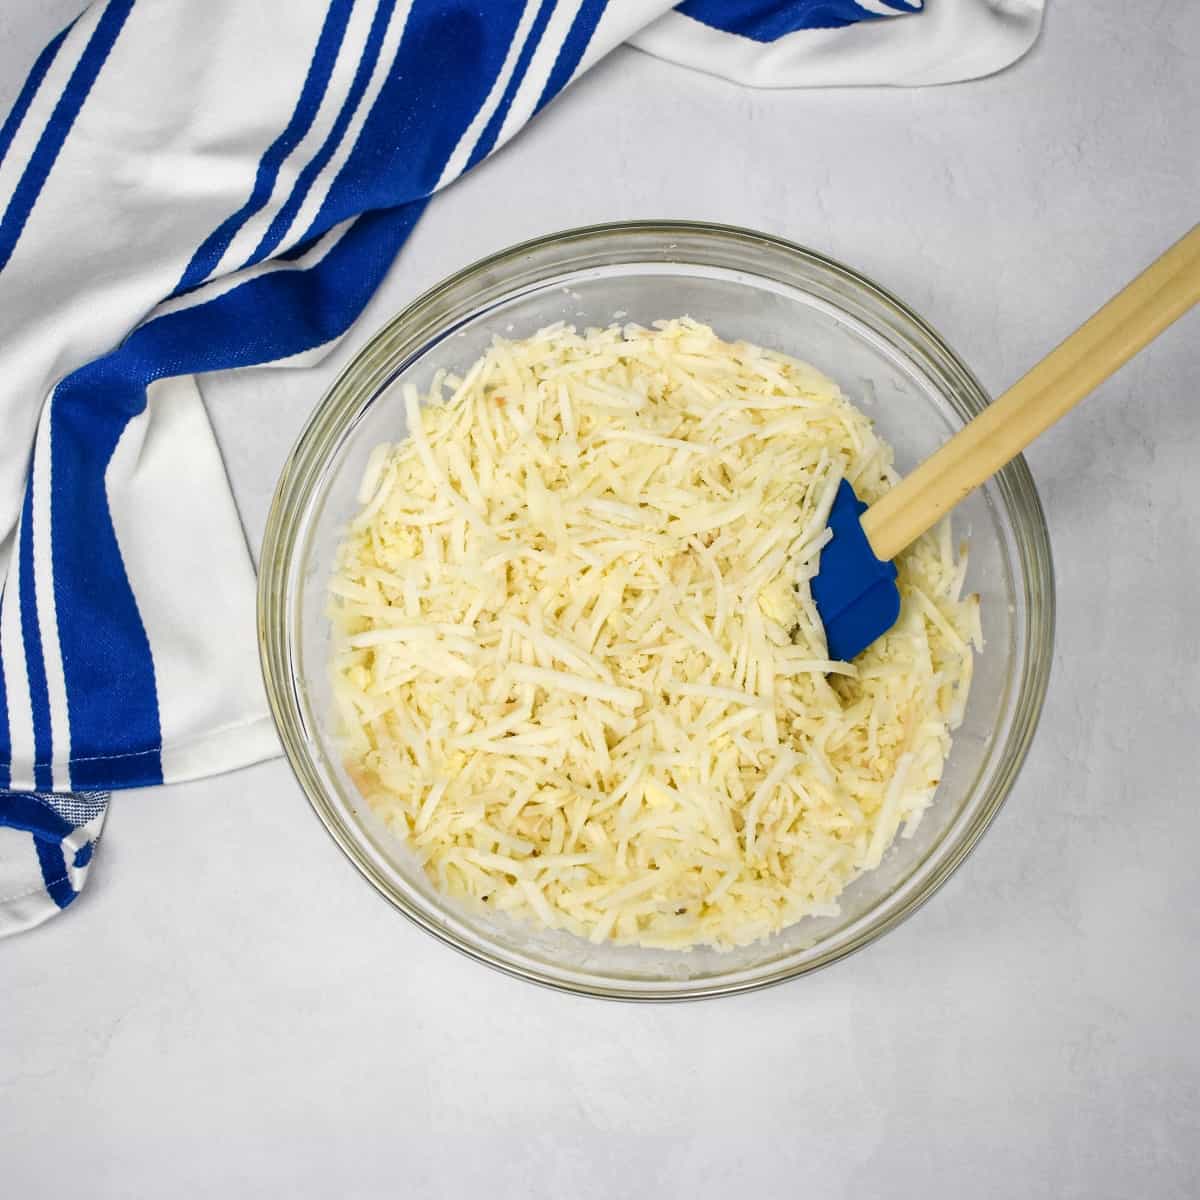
left=1, top=790, right=74, bottom=840
left=298, top=0, right=526, bottom=241
left=535, top=0, right=606, bottom=114
left=49, top=358, right=163, bottom=791
left=0, top=790, right=79, bottom=908
left=0, top=590, right=9, bottom=790
left=175, top=0, right=357, bottom=293
left=249, top=0, right=397, bottom=266
left=0, top=0, right=134, bottom=275
left=678, top=0, right=919, bottom=40
left=466, top=0, right=558, bottom=171
left=0, top=21, right=73, bottom=172
left=34, top=837, right=75, bottom=909
left=17, top=487, right=53, bottom=792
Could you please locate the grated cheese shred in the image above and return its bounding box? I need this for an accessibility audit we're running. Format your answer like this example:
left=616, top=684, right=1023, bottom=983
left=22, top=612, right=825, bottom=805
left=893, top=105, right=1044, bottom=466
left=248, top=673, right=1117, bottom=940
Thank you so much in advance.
left=329, top=319, right=981, bottom=950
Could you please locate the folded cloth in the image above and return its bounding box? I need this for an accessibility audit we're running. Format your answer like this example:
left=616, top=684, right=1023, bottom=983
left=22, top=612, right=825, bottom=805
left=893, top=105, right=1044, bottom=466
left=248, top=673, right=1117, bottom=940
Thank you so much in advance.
left=0, top=0, right=1043, bottom=936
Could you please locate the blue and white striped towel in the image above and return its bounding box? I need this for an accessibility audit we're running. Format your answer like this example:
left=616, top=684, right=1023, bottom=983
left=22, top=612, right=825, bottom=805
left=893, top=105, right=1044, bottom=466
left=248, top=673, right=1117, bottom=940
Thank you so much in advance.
left=0, top=0, right=1043, bottom=935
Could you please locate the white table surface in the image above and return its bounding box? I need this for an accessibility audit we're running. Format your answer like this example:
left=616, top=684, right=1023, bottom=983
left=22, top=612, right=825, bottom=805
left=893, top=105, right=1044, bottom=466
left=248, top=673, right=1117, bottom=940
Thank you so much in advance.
left=3, top=4, right=1198, bottom=1197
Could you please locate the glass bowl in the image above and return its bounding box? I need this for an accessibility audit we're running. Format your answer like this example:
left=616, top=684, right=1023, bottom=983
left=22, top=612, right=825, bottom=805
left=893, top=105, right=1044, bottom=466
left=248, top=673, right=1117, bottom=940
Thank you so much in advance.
left=258, top=221, right=1054, bottom=1000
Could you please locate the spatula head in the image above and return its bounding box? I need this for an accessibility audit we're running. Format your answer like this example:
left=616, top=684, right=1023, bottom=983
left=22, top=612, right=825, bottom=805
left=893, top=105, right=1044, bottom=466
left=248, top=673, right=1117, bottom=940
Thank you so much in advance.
left=810, top=479, right=900, bottom=662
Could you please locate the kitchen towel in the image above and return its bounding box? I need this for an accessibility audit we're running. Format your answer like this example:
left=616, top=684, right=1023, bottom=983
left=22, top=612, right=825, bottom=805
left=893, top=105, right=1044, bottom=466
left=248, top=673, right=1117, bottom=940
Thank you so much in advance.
left=0, top=0, right=1044, bottom=935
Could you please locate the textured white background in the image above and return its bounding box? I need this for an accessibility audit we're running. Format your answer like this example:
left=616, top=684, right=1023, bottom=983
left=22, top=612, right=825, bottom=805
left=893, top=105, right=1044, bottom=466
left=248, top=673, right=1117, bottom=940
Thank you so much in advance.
left=3, top=3, right=1199, bottom=1197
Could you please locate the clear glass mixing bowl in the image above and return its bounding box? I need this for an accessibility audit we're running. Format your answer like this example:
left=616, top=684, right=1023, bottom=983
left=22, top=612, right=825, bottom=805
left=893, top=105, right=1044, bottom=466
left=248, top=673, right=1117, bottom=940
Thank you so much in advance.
left=258, top=221, right=1054, bottom=1000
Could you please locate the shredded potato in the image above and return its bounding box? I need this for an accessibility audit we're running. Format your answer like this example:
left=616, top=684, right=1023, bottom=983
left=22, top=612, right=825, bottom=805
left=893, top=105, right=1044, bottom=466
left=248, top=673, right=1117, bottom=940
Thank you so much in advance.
left=329, top=319, right=981, bottom=949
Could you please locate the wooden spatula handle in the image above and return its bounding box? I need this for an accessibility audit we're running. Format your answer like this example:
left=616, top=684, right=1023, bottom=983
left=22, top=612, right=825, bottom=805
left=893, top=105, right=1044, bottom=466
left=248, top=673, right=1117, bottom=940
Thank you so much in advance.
left=861, top=223, right=1200, bottom=563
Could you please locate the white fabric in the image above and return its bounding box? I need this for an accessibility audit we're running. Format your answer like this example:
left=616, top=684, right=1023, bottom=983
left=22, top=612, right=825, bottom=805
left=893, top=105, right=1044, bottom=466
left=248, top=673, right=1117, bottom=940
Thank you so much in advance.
left=634, top=0, right=1045, bottom=87
left=108, top=376, right=280, bottom=784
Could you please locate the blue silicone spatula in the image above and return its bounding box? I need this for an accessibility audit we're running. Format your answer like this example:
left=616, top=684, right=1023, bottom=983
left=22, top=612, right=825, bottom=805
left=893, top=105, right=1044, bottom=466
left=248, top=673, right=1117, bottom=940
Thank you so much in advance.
left=812, top=223, right=1200, bottom=662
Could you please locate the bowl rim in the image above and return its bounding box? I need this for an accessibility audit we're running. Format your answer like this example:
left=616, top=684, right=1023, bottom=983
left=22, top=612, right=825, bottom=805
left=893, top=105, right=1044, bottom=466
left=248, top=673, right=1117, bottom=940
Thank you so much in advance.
left=258, top=218, right=1055, bottom=1001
